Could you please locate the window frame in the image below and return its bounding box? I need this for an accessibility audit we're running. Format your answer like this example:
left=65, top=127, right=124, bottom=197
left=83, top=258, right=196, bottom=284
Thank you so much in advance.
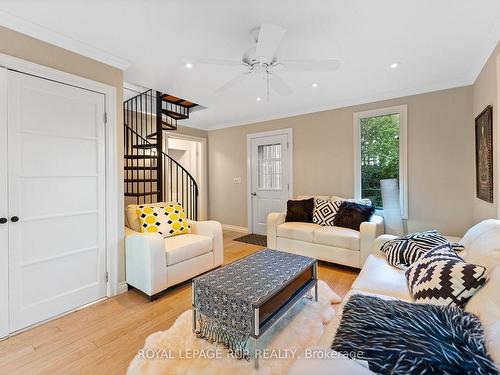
left=353, top=104, right=408, bottom=219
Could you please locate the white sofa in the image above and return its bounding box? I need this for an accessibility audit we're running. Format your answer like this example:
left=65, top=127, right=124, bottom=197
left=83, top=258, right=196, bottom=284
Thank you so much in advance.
left=124, top=203, right=223, bottom=300
left=288, top=219, right=500, bottom=374
left=267, top=195, right=385, bottom=269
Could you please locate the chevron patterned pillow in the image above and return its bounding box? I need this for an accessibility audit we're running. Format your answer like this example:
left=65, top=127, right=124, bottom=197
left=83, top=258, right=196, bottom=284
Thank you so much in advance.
left=312, top=198, right=343, bottom=226
left=406, top=243, right=487, bottom=308
left=381, top=230, right=465, bottom=269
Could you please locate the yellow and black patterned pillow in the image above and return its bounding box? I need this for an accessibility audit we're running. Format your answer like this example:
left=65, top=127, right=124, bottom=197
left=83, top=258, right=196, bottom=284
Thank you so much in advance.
left=136, top=203, right=191, bottom=237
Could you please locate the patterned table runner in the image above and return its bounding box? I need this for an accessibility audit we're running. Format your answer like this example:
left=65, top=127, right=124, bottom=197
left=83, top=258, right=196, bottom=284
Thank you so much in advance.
left=193, top=248, right=316, bottom=358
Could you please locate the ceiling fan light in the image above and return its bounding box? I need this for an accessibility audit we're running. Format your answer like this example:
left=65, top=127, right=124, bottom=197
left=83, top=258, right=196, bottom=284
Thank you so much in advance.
left=390, top=63, right=399, bottom=69
left=256, top=97, right=262, bottom=102
left=185, top=62, right=193, bottom=69
left=312, top=83, right=318, bottom=88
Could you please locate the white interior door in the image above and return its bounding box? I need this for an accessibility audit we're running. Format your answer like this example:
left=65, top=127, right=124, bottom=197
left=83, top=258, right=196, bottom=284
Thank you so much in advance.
left=7, top=70, right=107, bottom=332
left=250, top=133, right=291, bottom=235
left=0, top=68, right=9, bottom=338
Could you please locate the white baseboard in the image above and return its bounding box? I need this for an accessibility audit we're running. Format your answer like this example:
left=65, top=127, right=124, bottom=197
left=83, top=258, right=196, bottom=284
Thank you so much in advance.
left=222, top=224, right=248, bottom=234
left=117, top=281, right=129, bottom=295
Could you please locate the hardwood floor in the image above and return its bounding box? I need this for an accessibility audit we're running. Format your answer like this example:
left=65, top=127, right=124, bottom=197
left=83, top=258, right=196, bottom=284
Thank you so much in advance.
left=0, top=231, right=359, bottom=375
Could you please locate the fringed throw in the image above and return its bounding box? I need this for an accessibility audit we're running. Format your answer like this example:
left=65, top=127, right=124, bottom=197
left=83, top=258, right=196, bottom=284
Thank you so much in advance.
left=193, top=249, right=315, bottom=360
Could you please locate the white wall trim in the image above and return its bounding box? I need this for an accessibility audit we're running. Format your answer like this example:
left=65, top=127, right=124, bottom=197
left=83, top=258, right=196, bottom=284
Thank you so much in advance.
left=353, top=105, right=408, bottom=219
left=246, top=128, right=293, bottom=234
left=202, top=79, right=472, bottom=131
left=0, top=52, right=122, bottom=298
left=221, top=224, right=248, bottom=233
left=165, top=132, right=208, bottom=221
left=0, top=10, right=130, bottom=70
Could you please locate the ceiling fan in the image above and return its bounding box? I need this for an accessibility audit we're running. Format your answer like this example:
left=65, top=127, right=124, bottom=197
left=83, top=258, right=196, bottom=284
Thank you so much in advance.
left=193, top=23, right=340, bottom=101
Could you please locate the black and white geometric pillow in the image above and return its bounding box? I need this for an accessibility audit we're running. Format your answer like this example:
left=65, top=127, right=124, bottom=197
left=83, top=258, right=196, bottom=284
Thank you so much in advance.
left=406, top=243, right=487, bottom=308
left=312, top=199, right=343, bottom=226
left=381, top=230, right=465, bottom=269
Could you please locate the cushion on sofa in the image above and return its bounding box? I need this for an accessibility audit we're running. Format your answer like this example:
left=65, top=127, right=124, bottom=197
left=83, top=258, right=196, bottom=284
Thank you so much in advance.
left=351, top=254, right=412, bottom=301
left=466, top=267, right=500, bottom=368
left=406, top=243, right=487, bottom=308
left=285, top=198, right=314, bottom=223
left=381, top=230, right=464, bottom=270
left=297, top=195, right=331, bottom=201
left=313, top=198, right=343, bottom=226
left=165, top=234, right=212, bottom=266
left=333, top=201, right=375, bottom=231
left=277, top=222, right=321, bottom=242
left=314, top=226, right=360, bottom=251
left=331, top=295, right=498, bottom=375
left=460, top=219, right=500, bottom=274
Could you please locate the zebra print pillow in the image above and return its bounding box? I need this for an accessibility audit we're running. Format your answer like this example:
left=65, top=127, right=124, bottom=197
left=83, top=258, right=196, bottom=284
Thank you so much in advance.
left=331, top=295, right=498, bottom=375
left=381, top=230, right=465, bottom=269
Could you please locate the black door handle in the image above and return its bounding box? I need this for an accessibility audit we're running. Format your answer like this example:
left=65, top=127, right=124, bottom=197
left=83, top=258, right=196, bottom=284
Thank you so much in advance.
left=0, top=218, right=7, bottom=224
left=11, top=216, right=19, bottom=223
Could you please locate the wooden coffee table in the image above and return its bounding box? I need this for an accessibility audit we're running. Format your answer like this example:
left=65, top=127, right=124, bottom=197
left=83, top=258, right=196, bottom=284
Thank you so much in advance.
left=192, top=249, right=318, bottom=369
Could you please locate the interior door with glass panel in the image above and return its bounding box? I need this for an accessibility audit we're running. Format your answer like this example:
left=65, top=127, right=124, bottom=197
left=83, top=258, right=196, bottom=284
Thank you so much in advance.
left=250, top=134, right=290, bottom=235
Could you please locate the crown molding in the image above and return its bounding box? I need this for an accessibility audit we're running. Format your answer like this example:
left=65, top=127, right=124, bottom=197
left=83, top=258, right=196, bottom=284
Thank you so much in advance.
left=200, top=77, right=473, bottom=131
left=0, top=10, right=130, bottom=70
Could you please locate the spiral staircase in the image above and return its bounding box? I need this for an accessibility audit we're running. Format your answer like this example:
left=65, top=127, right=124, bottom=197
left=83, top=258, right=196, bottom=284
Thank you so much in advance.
left=123, top=90, right=199, bottom=220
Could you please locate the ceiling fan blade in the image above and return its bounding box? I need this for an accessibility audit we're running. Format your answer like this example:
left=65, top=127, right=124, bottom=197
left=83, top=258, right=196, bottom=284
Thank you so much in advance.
left=280, top=59, right=341, bottom=71
left=255, top=23, right=286, bottom=62
left=270, top=72, right=292, bottom=96
left=214, top=72, right=251, bottom=93
left=193, top=58, right=243, bottom=67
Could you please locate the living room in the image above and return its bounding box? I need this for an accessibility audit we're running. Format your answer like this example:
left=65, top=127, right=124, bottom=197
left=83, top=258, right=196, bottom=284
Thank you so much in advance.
left=0, top=1, right=499, bottom=374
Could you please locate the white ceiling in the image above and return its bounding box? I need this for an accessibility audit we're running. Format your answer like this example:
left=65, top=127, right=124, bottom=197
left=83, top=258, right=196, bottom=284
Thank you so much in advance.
left=1, top=0, right=499, bottom=130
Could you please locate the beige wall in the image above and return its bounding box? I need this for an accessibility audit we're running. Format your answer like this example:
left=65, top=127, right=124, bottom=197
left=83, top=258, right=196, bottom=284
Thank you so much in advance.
left=208, top=86, right=474, bottom=236
left=472, top=42, right=500, bottom=223
left=0, top=27, right=126, bottom=281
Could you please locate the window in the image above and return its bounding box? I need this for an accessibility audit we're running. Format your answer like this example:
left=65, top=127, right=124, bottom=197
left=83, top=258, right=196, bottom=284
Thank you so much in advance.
left=258, top=143, right=282, bottom=190
left=354, top=105, right=408, bottom=218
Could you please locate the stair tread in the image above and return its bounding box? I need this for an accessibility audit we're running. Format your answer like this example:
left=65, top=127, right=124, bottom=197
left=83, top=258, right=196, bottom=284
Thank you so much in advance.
left=124, top=178, right=157, bottom=183
left=132, top=144, right=157, bottom=149
left=125, top=191, right=160, bottom=197
left=162, top=108, right=189, bottom=120
left=124, top=154, right=158, bottom=159
left=124, top=166, right=157, bottom=170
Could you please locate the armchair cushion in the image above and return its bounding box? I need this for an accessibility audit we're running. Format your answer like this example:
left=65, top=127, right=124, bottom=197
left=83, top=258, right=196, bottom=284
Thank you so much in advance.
left=165, top=234, right=212, bottom=266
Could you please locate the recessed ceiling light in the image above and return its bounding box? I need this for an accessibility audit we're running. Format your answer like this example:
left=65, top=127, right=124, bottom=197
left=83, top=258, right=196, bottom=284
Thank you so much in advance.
left=312, top=83, right=318, bottom=88
left=256, top=97, right=261, bottom=102
left=185, top=62, right=193, bottom=69
left=390, top=63, right=399, bottom=69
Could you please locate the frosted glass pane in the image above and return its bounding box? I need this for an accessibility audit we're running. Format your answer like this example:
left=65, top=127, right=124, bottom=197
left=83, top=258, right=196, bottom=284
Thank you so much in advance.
left=258, top=143, right=282, bottom=190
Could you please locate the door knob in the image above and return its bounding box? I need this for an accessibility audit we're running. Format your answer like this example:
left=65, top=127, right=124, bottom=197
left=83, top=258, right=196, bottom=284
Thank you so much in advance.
left=0, top=218, right=6, bottom=224
left=251, top=192, right=257, bottom=196
left=11, top=216, right=19, bottom=223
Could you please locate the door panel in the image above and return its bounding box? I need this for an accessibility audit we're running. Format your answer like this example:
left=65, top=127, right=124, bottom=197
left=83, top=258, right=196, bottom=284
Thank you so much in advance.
left=250, top=134, right=290, bottom=235
left=0, top=68, right=8, bottom=338
left=7, top=71, right=107, bottom=332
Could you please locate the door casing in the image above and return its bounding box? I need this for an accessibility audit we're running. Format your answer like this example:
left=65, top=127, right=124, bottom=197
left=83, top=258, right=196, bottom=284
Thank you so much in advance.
left=247, top=128, right=293, bottom=234
left=0, top=52, right=120, bottom=338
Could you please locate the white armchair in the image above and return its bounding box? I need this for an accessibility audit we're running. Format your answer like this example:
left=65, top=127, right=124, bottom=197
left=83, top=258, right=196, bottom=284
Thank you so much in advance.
left=125, top=204, right=223, bottom=300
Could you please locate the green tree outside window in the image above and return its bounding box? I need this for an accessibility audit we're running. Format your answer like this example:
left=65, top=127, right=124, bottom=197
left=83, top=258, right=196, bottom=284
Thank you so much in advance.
left=360, top=114, right=400, bottom=209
